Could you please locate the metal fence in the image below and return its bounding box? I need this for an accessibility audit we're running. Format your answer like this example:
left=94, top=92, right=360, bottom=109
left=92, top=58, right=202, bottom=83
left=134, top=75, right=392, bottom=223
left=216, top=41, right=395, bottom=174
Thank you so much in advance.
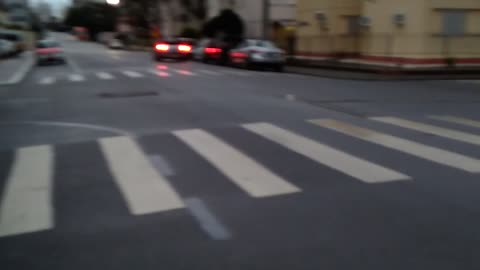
left=295, top=34, right=480, bottom=59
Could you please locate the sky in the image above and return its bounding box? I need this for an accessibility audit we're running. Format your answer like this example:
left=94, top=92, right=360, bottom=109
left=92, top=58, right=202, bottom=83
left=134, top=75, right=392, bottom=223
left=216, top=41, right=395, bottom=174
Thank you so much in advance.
left=29, top=0, right=72, bottom=17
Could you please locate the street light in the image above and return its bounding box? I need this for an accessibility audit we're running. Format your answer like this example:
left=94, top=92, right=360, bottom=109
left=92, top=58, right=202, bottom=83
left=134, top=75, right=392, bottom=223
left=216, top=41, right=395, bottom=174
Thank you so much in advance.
left=106, top=0, right=120, bottom=6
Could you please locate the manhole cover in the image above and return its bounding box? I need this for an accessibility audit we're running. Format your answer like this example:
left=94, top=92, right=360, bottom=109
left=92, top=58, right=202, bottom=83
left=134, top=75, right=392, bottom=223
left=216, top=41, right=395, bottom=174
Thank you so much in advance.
left=98, top=91, right=158, bottom=98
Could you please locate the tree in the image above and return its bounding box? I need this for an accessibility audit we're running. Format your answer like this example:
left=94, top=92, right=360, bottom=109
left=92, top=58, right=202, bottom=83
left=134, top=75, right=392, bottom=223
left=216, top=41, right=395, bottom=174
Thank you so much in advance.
left=179, top=0, right=207, bottom=21
left=202, top=9, right=244, bottom=42
left=64, top=3, right=117, bottom=40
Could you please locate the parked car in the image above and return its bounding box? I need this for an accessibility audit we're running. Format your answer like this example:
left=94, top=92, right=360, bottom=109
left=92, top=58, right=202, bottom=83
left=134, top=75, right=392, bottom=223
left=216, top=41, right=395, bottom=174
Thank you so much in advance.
left=153, top=38, right=193, bottom=61
left=108, top=38, right=125, bottom=50
left=0, top=40, right=16, bottom=58
left=36, top=40, right=65, bottom=65
left=193, top=38, right=225, bottom=63
left=229, top=39, right=286, bottom=72
left=0, top=32, right=25, bottom=54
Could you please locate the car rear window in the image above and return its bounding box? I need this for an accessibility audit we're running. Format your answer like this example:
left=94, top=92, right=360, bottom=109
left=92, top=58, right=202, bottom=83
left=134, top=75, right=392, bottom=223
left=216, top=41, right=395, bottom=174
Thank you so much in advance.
left=37, top=41, right=59, bottom=48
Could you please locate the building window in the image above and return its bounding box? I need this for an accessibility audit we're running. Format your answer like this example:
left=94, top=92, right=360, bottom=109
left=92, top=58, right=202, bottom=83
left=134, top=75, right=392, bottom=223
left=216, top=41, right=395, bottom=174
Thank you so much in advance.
left=441, top=11, right=466, bottom=36
left=346, top=16, right=360, bottom=35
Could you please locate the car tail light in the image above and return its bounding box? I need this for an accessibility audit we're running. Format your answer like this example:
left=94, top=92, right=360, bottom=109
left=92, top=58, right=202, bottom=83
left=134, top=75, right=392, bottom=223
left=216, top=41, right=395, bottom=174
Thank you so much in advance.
left=155, top=44, right=169, bottom=52
left=178, top=44, right=192, bottom=53
left=205, top=47, right=222, bottom=54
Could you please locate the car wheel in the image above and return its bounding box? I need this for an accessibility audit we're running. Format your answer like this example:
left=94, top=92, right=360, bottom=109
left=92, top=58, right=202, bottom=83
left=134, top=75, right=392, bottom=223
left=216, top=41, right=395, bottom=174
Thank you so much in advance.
left=274, top=65, right=284, bottom=72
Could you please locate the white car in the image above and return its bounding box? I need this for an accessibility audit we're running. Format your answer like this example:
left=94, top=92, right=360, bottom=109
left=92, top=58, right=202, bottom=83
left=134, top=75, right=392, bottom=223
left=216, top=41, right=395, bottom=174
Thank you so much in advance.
left=229, top=39, right=286, bottom=72
left=0, top=40, right=15, bottom=58
left=108, top=38, right=125, bottom=50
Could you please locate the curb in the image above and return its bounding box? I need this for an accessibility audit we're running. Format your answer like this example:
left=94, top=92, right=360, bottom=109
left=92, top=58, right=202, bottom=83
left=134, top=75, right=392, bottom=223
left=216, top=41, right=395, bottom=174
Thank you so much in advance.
left=0, top=52, right=35, bottom=86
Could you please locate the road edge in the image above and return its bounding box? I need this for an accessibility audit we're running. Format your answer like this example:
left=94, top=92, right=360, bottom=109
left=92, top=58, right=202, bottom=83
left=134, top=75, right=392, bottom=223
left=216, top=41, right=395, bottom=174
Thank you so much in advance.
left=0, top=52, right=35, bottom=86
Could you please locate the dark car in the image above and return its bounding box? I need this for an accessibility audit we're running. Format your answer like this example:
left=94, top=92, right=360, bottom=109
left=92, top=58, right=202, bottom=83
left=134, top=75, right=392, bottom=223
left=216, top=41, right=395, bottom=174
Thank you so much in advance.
left=36, top=40, right=65, bottom=65
left=153, top=38, right=193, bottom=61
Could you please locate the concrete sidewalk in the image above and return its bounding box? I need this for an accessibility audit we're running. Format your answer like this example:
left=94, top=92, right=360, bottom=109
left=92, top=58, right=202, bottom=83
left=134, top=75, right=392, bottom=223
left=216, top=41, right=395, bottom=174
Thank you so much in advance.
left=0, top=52, right=35, bottom=86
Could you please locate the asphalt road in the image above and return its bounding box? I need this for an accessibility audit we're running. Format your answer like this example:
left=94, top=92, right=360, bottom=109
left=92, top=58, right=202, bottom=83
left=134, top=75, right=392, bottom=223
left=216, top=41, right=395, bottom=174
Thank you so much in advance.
left=1, top=33, right=480, bottom=270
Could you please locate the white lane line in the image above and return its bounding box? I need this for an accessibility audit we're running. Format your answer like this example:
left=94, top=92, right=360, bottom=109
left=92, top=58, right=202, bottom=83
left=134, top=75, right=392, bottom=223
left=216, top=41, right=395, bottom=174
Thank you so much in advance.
left=371, top=117, right=480, bottom=146
left=174, top=129, right=301, bottom=197
left=39, top=77, right=55, bottom=85
left=68, top=74, right=85, bottom=82
left=243, top=123, right=410, bottom=183
left=99, top=136, right=184, bottom=215
left=96, top=72, right=114, bottom=80
left=149, top=69, right=170, bottom=77
left=185, top=197, right=231, bottom=240
left=429, top=115, right=480, bottom=130
left=0, top=145, right=54, bottom=237
left=310, top=119, right=480, bottom=173
left=198, top=69, right=221, bottom=76
left=173, top=69, right=197, bottom=76
left=122, top=71, right=144, bottom=78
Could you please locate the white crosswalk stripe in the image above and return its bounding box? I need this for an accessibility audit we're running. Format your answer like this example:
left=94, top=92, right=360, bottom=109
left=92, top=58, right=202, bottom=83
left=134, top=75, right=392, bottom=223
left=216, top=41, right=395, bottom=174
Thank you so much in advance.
left=174, top=129, right=301, bottom=197
left=149, top=69, right=171, bottom=77
left=429, top=115, right=480, bottom=129
left=173, top=69, right=197, bottom=76
left=371, top=117, right=480, bottom=146
left=39, top=77, right=55, bottom=85
left=310, top=119, right=480, bottom=173
left=99, top=136, right=184, bottom=215
left=122, top=71, right=144, bottom=78
left=68, top=74, right=85, bottom=82
left=243, top=123, right=410, bottom=183
left=96, top=72, right=114, bottom=80
left=0, top=145, right=54, bottom=237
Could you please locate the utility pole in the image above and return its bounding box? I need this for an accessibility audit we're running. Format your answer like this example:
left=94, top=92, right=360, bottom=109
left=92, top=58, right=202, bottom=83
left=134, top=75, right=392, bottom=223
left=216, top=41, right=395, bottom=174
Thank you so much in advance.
left=262, top=0, right=269, bottom=39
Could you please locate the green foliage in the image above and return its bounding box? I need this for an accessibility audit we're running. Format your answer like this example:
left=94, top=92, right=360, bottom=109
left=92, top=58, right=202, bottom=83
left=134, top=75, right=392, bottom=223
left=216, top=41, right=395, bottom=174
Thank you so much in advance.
left=203, top=9, right=244, bottom=42
left=180, top=27, right=200, bottom=39
left=64, top=3, right=117, bottom=39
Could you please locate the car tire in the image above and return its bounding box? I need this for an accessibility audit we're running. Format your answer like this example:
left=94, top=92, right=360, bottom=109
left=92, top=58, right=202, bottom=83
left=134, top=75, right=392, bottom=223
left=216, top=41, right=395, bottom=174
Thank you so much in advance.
left=274, top=65, right=284, bottom=72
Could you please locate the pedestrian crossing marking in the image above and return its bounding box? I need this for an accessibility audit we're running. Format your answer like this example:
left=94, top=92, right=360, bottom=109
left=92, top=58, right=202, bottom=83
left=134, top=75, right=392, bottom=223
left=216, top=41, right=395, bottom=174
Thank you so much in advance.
left=122, top=71, right=144, bottom=78
left=0, top=145, right=54, bottom=237
left=429, top=115, right=480, bottom=130
left=371, top=117, right=480, bottom=146
left=310, top=119, right=480, bottom=173
left=96, top=72, right=114, bottom=80
left=99, top=136, right=184, bottom=215
left=69, top=74, right=85, bottom=82
left=174, top=69, right=197, bottom=76
left=174, top=129, right=301, bottom=197
left=243, top=123, right=410, bottom=183
left=39, top=77, right=55, bottom=85
left=149, top=70, right=170, bottom=77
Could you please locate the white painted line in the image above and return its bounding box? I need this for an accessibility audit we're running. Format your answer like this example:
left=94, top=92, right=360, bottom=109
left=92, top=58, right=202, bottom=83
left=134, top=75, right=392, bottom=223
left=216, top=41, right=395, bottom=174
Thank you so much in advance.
left=174, top=69, right=197, bottom=76
left=429, top=115, right=480, bottom=130
left=122, top=71, right=144, bottom=78
left=96, top=72, right=114, bottom=80
left=99, top=136, right=184, bottom=215
left=68, top=74, right=85, bottom=82
left=39, top=77, right=55, bottom=85
left=174, top=129, right=301, bottom=197
left=310, top=119, right=480, bottom=173
left=371, top=117, right=480, bottom=146
left=4, top=52, right=35, bottom=85
left=243, top=123, right=410, bottom=183
left=0, top=145, right=54, bottom=237
left=198, top=69, right=221, bottom=76
left=185, top=197, right=231, bottom=240
left=149, top=69, right=170, bottom=77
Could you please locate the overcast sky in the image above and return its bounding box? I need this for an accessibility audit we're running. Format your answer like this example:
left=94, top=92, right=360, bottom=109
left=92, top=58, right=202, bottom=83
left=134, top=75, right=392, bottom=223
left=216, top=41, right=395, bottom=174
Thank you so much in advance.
left=29, top=0, right=72, bottom=16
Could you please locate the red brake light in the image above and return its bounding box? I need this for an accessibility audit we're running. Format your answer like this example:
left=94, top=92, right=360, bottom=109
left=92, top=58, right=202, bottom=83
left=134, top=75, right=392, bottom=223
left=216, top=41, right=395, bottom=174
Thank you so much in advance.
left=205, top=47, right=222, bottom=54
left=178, top=44, right=192, bottom=53
left=155, top=44, right=169, bottom=52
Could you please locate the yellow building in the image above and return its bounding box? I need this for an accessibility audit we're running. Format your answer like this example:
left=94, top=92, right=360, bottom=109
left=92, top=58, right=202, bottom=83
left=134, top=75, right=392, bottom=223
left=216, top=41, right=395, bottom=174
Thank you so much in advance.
left=296, top=0, right=480, bottom=67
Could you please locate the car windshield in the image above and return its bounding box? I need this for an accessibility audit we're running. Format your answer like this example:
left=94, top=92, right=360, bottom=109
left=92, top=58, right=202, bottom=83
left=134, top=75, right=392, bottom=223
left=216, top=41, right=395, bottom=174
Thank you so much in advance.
left=37, top=41, right=59, bottom=48
left=248, top=40, right=276, bottom=48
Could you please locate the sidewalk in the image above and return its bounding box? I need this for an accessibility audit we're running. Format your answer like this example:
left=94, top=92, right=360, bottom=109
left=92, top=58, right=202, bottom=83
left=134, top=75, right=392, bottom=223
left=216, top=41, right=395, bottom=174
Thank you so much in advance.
left=0, top=52, right=35, bottom=86
left=287, top=57, right=480, bottom=81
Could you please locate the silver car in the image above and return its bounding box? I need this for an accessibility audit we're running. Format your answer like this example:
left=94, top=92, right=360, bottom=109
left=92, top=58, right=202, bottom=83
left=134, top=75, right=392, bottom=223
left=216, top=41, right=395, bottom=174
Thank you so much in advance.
left=0, top=40, right=15, bottom=58
left=229, top=39, right=286, bottom=72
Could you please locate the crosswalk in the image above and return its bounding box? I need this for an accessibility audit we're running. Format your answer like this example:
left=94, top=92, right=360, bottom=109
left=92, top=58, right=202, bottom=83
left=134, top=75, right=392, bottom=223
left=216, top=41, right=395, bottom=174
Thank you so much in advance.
left=35, top=68, right=264, bottom=85
left=1, top=115, right=479, bottom=238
